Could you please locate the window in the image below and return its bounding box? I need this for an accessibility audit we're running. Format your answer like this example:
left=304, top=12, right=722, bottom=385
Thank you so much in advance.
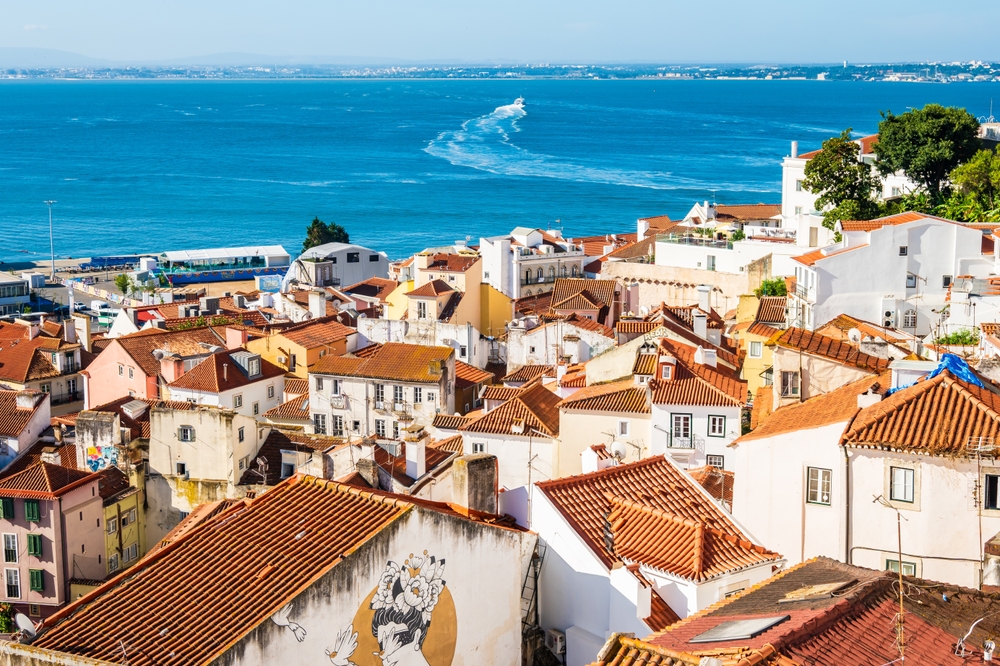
left=392, top=421, right=400, bottom=439
left=413, top=387, right=423, bottom=403
left=661, top=364, right=673, bottom=380
left=267, top=385, right=275, bottom=399
left=781, top=371, right=800, bottom=397
left=886, top=559, right=916, bottom=576
left=708, top=415, right=726, bottom=437
left=426, top=392, right=435, bottom=404
left=331, top=379, right=341, bottom=396
left=943, top=275, right=953, bottom=288
left=6, top=569, right=20, bottom=599
left=460, top=345, right=467, bottom=358
left=290, top=354, right=297, bottom=371
left=252, top=402, right=259, bottom=416
left=890, top=467, right=915, bottom=503
left=281, top=462, right=295, bottom=478
left=3, top=535, right=16, bottom=563
left=902, top=309, right=917, bottom=329
left=375, top=384, right=385, bottom=406
left=107, top=516, right=118, bottom=534
left=417, top=301, right=427, bottom=319
left=27, top=534, right=42, bottom=557
left=707, top=454, right=725, bottom=468
left=24, top=500, right=40, bottom=523
left=316, top=377, right=324, bottom=391
left=618, top=420, right=630, bottom=437
left=794, top=206, right=803, bottom=216
left=806, top=467, right=832, bottom=505
left=29, top=569, right=43, bottom=592
left=899, top=246, right=908, bottom=256
left=352, top=420, right=361, bottom=432
left=175, top=462, right=187, bottom=476
left=124, top=543, right=138, bottom=563
left=906, top=274, right=916, bottom=289
left=671, top=414, right=691, bottom=446
left=109, top=554, right=120, bottom=573
left=891, top=186, right=902, bottom=197
left=473, top=442, right=485, bottom=454
left=985, top=474, right=1000, bottom=510
left=313, top=413, right=327, bottom=435
left=375, top=419, right=386, bottom=437
left=0, top=499, right=13, bottom=520
left=238, top=427, right=245, bottom=443
left=795, top=179, right=803, bottom=192
left=394, top=385, right=405, bottom=403
left=125, top=509, right=136, bottom=526
left=118, top=364, right=124, bottom=376
left=529, top=346, right=536, bottom=354
left=233, top=394, right=243, bottom=409
left=178, top=426, right=195, bottom=442
left=128, top=367, right=134, bottom=379
left=347, top=252, right=360, bottom=263
left=332, top=415, right=344, bottom=437
left=749, top=341, right=762, bottom=358
left=28, top=604, right=39, bottom=617
left=706, top=255, right=716, bottom=271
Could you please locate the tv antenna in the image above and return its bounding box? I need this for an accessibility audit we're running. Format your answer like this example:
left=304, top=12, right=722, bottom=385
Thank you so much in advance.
left=873, top=495, right=909, bottom=661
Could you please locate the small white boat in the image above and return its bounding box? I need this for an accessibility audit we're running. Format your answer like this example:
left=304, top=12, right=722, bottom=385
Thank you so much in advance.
left=514, top=97, right=525, bottom=106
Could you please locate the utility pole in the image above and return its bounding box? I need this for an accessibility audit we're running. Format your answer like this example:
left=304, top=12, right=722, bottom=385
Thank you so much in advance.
left=44, top=200, right=57, bottom=280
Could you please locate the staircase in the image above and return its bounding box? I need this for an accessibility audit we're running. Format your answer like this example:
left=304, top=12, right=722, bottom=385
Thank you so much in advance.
left=520, top=541, right=547, bottom=632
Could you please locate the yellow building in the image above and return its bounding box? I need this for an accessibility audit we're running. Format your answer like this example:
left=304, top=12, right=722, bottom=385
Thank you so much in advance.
left=102, top=467, right=147, bottom=576
left=739, top=322, right=781, bottom=397
left=246, top=319, right=357, bottom=377
left=480, top=283, right=513, bottom=339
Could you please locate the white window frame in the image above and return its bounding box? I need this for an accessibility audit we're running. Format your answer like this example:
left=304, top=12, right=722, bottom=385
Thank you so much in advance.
left=708, top=415, right=726, bottom=438
left=661, top=365, right=673, bottom=380
left=267, top=385, right=275, bottom=399
left=413, top=387, right=422, bottom=403
left=706, top=454, right=725, bottom=468
left=781, top=371, right=800, bottom=397
left=2, top=534, right=17, bottom=564
left=107, top=517, right=118, bottom=534
left=806, top=467, right=832, bottom=505
left=886, top=559, right=916, bottom=576
left=313, top=413, right=327, bottom=435
left=5, top=568, right=20, bottom=599
left=375, top=419, right=386, bottom=437
left=233, top=394, right=243, bottom=409
left=890, top=466, right=915, bottom=503
left=618, top=420, right=630, bottom=437
left=749, top=341, right=762, bottom=358
left=473, top=442, right=485, bottom=454
left=316, top=377, right=324, bottom=391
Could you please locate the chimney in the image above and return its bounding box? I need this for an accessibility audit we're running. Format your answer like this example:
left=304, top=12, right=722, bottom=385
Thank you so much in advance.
left=157, top=352, right=184, bottom=383
left=234, top=294, right=246, bottom=309
left=64, top=320, right=77, bottom=344
left=127, top=308, right=139, bottom=327
left=405, top=438, right=426, bottom=480
left=858, top=390, right=882, bottom=409
left=692, top=310, right=708, bottom=341
left=694, top=346, right=717, bottom=368
left=414, top=253, right=432, bottom=271
left=40, top=447, right=60, bottom=465
left=308, top=291, right=326, bottom=319
left=637, top=218, right=650, bottom=242
left=225, top=326, right=249, bottom=350
left=15, top=390, right=43, bottom=410
left=223, top=363, right=228, bottom=382
left=73, top=315, right=92, bottom=352
left=791, top=140, right=799, bottom=158
left=452, top=455, right=498, bottom=514
left=696, top=284, right=712, bottom=313
left=356, top=458, right=379, bottom=488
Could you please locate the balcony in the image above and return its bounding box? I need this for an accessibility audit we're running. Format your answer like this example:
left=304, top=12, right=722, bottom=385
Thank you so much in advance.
left=49, top=391, right=81, bottom=407
left=520, top=276, right=558, bottom=286
left=656, top=233, right=733, bottom=250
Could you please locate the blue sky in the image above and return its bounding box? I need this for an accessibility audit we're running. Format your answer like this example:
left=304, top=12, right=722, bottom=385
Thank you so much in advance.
left=2, top=0, right=997, bottom=64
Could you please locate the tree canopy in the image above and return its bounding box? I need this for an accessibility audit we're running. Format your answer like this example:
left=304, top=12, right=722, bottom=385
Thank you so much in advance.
left=302, top=217, right=350, bottom=253
left=873, top=104, right=981, bottom=202
left=755, top=277, right=787, bottom=298
left=801, top=129, right=883, bottom=229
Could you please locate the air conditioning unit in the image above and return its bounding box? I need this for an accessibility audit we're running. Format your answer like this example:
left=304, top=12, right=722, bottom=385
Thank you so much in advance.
left=276, top=355, right=287, bottom=365
left=544, top=629, right=566, bottom=655
left=883, top=310, right=895, bottom=328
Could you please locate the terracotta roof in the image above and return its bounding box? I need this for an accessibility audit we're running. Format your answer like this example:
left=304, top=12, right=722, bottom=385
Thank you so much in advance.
left=502, top=364, right=555, bottom=384
left=558, top=380, right=650, bottom=413
left=817, top=313, right=912, bottom=344
left=513, top=291, right=554, bottom=317
left=343, top=276, right=398, bottom=302
left=421, top=252, right=480, bottom=273
left=714, top=203, right=781, bottom=222
left=687, top=465, right=734, bottom=507
left=796, top=133, right=878, bottom=161
left=609, top=496, right=778, bottom=582
left=429, top=434, right=464, bottom=453
left=577, top=233, right=637, bottom=258
left=560, top=367, right=587, bottom=387
left=550, top=278, right=618, bottom=314
left=840, top=211, right=960, bottom=232
left=262, top=394, right=310, bottom=421
left=792, top=243, right=868, bottom=267
left=537, top=456, right=777, bottom=577
left=607, top=236, right=656, bottom=260
left=238, top=431, right=344, bottom=486
left=633, top=353, right=657, bottom=375
left=168, top=350, right=285, bottom=393
left=0, top=390, right=46, bottom=438
left=740, top=372, right=890, bottom=442
left=373, top=441, right=454, bottom=487
left=283, top=377, right=308, bottom=396
left=0, top=336, right=65, bottom=383
left=311, top=342, right=452, bottom=383
left=772, top=327, right=889, bottom=372
left=405, top=278, right=455, bottom=298
left=0, top=439, right=78, bottom=478
left=461, top=383, right=561, bottom=437
left=755, top=296, right=787, bottom=325
left=746, top=322, right=781, bottom=339
left=279, top=318, right=355, bottom=349
left=431, top=413, right=475, bottom=430
left=649, top=340, right=747, bottom=407
left=617, top=320, right=659, bottom=334
left=98, top=467, right=133, bottom=504
left=454, top=361, right=495, bottom=390
left=663, top=305, right=725, bottom=331
left=481, top=385, right=524, bottom=402
left=843, top=370, right=1000, bottom=456
left=639, top=214, right=677, bottom=231
left=552, top=291, right=604, bottom=312
left=0, top=462, right=96, bottom=499
left=114, top=327, right=225, bottom=378
left=535, top=313, right=615, bottom=340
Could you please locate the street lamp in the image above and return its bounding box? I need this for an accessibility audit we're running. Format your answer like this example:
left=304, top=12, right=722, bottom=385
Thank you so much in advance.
left=44, top=200, right=57, bottom=280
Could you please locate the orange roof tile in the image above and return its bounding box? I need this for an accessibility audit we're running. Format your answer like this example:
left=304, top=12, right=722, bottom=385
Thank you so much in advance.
left=0, top=439, right=78, bottom=477
left=113, top=327, right=225, bottom=378
left=405, top=279, right=455, bottom=297
left=343, top=276, right=399, bottom=302
left=633, top=352, right=657, bottom=375
left=502, top=364, right=555, bottom=384
left=749, top=386, right=773, bottom=430
left=607, top=235, right=656, bottom=260
left=454, top=361, right=495, bottom=390
left=421, top=252, right=480, bottom=273
left=550, top=278, right=618, bottom=313
left=714, top=203, right=781, bottom=222
left=687, top=465, right=734, bottom=507
left=283, top=377, right=308, bottom=396
left=481, top=385, right=524, bottom=402
left=616, top=320, right=659, bottom=334
left=429, top=434, right=464, bottom=453
left=772, top=327, right=889, bottom=372
left=0, top=462, right=96, bottom=499
left=311, top=342, right=452, bottom=384
left=0, top=390, right=46, bottom=438
left=279, top=318, right=356, bottom=349
left=792, top=243, right=868, bottom=267
left=239, top=431, right=344, bottom=485
left=431, top=413, right=474, bottom=430
left=817, top=313, right=911, bottom=344
left=537, top=313, right=615, bottom=339
left=840, top=210, right=959, bottom=232
left=262, top=394, right=310, bottom=421
left=168, top=350, right=285, bottom=393
left=755, top=296, right=787, bottom=325
left=746, top=322, right=782, bottom=339
left=461, top=383, right=561, bottom=437
left=557, top=380, right=650, bottom=413
left=649, top=340, right=747, bottom=407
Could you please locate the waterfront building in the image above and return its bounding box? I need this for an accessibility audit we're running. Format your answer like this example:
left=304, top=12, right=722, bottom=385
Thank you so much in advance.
left=153, top=245, right=290, bottom=285
left=0, top=272, right=31, bottom=317
left=283, top=242, right=390, bottom=289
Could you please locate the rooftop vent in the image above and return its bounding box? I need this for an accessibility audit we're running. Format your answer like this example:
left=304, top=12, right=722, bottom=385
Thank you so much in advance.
left=121, top=399, right=149, bottom=420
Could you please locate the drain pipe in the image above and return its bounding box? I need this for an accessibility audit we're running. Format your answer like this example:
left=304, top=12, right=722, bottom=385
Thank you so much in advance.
left=844, top=445, right=852, bottom=564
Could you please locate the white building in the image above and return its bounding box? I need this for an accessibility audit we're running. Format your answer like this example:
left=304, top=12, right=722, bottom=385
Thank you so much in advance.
left=532, top=455, right=782, bottom=666
left=505, top=314, right=616, bottom=368
left=0, top=272, right=31, bottom=317
left=283, top=242, right=390, bottom=290
left=789, top=212, right=992, bottom=335
left=165, top=349, right=286, bottom=419
left=308, top=342, right=456, bottom=439
left=357, top=314, right=488, bottom=367
left=480, top=227, right=586, bottom=299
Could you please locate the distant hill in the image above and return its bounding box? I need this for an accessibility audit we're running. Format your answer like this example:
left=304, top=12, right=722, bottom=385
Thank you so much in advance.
left=0, top=48, right=113, bottom=69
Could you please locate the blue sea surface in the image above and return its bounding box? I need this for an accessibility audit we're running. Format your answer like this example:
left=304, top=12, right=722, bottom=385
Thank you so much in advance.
left=1, top=79, right=999, bottom=262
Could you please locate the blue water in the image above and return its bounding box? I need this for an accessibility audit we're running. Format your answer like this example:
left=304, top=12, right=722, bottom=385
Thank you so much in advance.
left=2, top=80, right=999, bottom=262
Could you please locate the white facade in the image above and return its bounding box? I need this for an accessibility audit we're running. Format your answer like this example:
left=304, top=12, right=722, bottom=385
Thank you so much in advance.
left=166, top=374, right=283, bottom=420
left=505, top=319, right=615, bottom=367
left=461, top=431, right=556, bottom=491
left=791, top=216, right=992, bottom=335
left=0, top=272, right=31, bottom=316
left=654, top=236, right=806, bottom=278
left=0, top=392, right=51, bottom=470
left=283, top=242, right=390, bottom=290
left=357, top=317, right=487, bottom=368
left=650, top=403, right=743, bottom=469
left=479, top=228, right=586, bottom=299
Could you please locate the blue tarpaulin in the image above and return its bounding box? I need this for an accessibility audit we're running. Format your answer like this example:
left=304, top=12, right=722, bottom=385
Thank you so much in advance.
left=883, top=353, right=983, bottom=396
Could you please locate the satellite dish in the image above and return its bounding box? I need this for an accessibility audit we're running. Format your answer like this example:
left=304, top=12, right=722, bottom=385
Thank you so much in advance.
left=610, top=441, right=627, bottom=460
left=639, top=305, right=650, bottom=317
left=847, top=328, right=862, bottom=344
left=15, top=613, right=36, bottom=637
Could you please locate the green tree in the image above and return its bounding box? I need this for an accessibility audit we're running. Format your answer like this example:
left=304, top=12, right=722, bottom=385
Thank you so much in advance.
left=754, top=278, right=787, bottom=298
left=302, top=217, right=350, bottom=253
left=873, top=104, right=981, bottom=203
left=114, top=273, right=133, bottom=296
left=950, top=149, right=1000, bottom=214
left=802, top=129, right=883, bottom=231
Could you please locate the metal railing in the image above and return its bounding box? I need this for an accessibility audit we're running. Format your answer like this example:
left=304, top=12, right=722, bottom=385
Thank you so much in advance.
left=48, top=391, right=81, bottom=406
left=656, top=234, right=733, bottom=250
left=520, top=276, right=558, bottom=286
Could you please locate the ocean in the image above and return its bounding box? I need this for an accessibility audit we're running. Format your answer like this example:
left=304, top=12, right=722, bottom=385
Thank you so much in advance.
left=2, top=79, right=999, bottom=263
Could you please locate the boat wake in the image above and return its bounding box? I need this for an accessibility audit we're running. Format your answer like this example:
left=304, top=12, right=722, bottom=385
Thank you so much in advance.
left=423, top=99, right=761, bottom=192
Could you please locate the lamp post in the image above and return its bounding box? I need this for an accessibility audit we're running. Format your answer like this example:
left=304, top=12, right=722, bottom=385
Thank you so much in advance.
left=44, top=200, right=57, bottom=280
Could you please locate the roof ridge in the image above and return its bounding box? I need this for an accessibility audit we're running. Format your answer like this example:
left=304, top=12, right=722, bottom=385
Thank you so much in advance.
left=535, top=454, right=667, bottom=490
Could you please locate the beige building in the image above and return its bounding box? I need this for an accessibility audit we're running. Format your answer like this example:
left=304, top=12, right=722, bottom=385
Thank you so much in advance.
left=556, top=379, right=652, bottom=473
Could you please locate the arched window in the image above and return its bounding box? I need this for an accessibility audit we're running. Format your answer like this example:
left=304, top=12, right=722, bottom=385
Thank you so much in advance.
left=903, top=309, right=917, bottom=329
left=537, top=268, right=544, bottom=281
left=548, top=266, right=556, bottom=279
left=572, top=265, right=579, bottom=277
left=560, top=265, right=568, bottom=277
left=524, top=289, right=532, bottom=296
left=525, top=270, right=531, bottom=285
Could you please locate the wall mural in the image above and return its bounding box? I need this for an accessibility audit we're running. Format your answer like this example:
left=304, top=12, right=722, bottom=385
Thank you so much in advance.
left=271, top=550, right=456, bottom=666
left=85, top=443, right=118, bottom=472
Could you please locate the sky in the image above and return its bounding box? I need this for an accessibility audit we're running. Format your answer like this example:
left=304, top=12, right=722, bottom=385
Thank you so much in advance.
left=1, top=0, right=998, bottom=65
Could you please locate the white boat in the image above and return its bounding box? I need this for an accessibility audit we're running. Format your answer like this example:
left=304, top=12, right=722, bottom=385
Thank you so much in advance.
left=514, top=97, right=525, bottom=106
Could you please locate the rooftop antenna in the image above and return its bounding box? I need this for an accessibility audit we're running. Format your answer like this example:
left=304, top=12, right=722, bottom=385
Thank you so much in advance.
left=873, top=494, right=908, bottom=661
left=967, top=436, right=996, bottom=590
left=44, top=200, right=57, bottom=280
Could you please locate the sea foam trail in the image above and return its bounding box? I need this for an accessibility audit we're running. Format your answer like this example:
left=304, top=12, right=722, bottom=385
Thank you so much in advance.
left=424, top=100, right=764, bottom=192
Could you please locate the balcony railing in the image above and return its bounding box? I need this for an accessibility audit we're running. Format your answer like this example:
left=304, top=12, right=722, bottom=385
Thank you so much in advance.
left=656, top=233, right=733, bottom=250
left=48, top=391, right=81, bottom=406
left=520, top=276, right=558, bottom=286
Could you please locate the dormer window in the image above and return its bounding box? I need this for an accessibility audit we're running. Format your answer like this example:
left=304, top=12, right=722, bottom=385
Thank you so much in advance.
left=661, top=365, right=673, bottom=380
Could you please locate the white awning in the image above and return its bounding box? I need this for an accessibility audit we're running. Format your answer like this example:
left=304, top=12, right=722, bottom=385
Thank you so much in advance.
left=161, top=245, right=289, bottom=262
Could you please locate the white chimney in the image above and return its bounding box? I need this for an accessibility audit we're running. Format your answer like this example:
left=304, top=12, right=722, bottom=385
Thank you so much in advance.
left=406, top=439, right=426, bottom=480
left=692, top=310, right=708, bottom=342
left=696, top=284, right=712, bottom=313
left=64, top=321, right=77, bottom=344
left=637, top=218, right=650, bottom=242
left=857, top=390, right=881, bottom=409
left=791, top=141, right=799, bottom=158
left=308, top=291, right=326, bottom=319
left=694, top=346, right=717, bottom=368
left=15, top=390, right=43, bottom=410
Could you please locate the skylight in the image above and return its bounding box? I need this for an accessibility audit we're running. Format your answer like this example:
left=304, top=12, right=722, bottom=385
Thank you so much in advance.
left=688, top=616, right=790, bottom=644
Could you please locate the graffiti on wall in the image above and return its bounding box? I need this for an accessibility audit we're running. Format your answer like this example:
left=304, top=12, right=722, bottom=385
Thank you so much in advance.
left=271, top=550, right=456, bottom=666
left=85, top=444, right=119, bottom=472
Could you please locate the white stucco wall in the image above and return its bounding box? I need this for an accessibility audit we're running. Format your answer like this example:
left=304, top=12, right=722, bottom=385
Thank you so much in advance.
left=167, top=376, right=283, bottom=420
left=649, top=404, right=742, bottom=469
left=461, top=432, right=555, bottom=491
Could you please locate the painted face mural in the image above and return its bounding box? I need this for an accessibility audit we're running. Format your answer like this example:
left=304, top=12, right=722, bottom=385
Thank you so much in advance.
left=272, top=550, right=456, bottom=666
